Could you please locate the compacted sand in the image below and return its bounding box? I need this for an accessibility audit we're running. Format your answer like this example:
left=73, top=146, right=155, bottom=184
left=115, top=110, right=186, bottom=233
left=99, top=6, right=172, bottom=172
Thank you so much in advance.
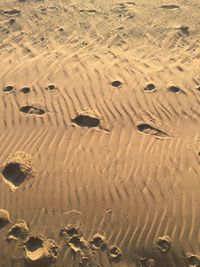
left=1, top=0, right=200, bottom=266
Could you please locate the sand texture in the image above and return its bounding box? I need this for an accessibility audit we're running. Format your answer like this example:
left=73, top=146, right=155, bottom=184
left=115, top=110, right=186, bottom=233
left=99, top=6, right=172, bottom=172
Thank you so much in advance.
left=1, top=0, right=200, bottom=266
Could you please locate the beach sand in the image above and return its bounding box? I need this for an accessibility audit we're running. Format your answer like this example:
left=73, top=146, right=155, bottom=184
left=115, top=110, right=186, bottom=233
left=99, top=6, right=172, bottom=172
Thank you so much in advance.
left=0, top=0, right=200, bottom=266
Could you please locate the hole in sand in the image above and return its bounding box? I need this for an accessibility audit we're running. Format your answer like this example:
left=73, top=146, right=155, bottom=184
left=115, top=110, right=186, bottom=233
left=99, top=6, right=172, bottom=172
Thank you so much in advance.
left=72, top=115, right=100, bottom=128
left=68, top=236, right=86, bottom=253
left=2, top=163, right=26, bottom=187
left=7, top=220, right=28, bottom=240
left=47, top=84, right=56, bottom=92
left=144, top=83, right=156, bottom=92
left=167, top=86, right=181, bottom=93
left=25, top=236, right=43, bottom=252
left=0, top=209, right=10, bottom=229
left=3, top=85, right=15, bottom=93
left=137, top=124, right=168, bottom=138
left=1, top=151, right=35, bottom=191
left=186, top=254, right=200, bottom=266
left=109, top=246, right=122, bottom=262
left=61, top=226, right=79, bottom=237
left=20, top=106, right=45, bottom=115
left=111, top=80, right=122, bottom=88
left=160, top=4, right=179, bottom=9
left=20, top=87, right=30, bottom=94
left=90, top=234, right=106, bottom=250
left=156, top=236, right=171, bottom=253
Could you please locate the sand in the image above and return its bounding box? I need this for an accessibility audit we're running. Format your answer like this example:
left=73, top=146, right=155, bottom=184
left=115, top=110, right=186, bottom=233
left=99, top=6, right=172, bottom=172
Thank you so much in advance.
left=0, top=0, right=200, bottom=266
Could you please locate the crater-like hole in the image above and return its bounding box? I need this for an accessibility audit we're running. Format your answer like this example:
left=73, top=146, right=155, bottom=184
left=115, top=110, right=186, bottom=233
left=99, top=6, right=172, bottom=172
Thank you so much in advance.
left=167, top=86, right=181, bottom=93
left=72, top=115, right=100, bottom=128
left=20, top=106, right=45, bottom=115
left=25, top=237, right=43, bottom=252
left=3, top=85, right=14, bottom=93
left=47, top=84, right=56, bottom=92
left=144, top=83, right=156, bottom=92
left=2, top=163, right=26, bottom=186
left=111, top=80, right=122, bottom=88
left=20, top=87, right=30, bottom=94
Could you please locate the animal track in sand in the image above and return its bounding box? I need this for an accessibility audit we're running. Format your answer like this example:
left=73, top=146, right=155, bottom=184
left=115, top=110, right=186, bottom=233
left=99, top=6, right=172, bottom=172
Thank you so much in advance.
left=108, top=246, right=122, bottom=262
left=6, top=220, right=29, bottom=240
left=137, top=124, right=168, bottom=138
left=3, top=85, right=15, bottom=93
left=111, top=80, right=122, bottom=88
left=24, top=236, right=60, bottom=263
left=1, top=151, right=35, bottom=191
left=156, top=236, right=172, bottom=253
left=137, top=257, right=155, bottom=267
left=0, top=209, right=10, bottom=229
left=167, top=85, right=183, bottom=93
left=185, top=253, right=200, bottom=267
left=144, top=83, right=156, bottom=92
left=20, top=106, right=46, bottom=115
left=20, top=86, right=31, bottom=94
left=72, top=110, right=101, bottom=128
left=160, top=4, right=179, bottom=9
left=89, top=234, right=107, bottom=250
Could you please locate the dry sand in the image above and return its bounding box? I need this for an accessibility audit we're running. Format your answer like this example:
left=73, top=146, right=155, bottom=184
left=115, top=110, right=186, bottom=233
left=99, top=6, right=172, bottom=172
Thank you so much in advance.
left=0, top=0, right=200, bottom=266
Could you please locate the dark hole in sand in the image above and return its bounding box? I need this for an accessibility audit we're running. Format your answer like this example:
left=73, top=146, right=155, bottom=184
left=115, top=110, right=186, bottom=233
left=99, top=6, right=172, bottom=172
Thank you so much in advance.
left=69, top=236, right=83, bottom=249
left=61, top=227, right=78, bottom=237
left=137, top=124, right=154, bottom=132
left=2, top=163, right=26, bottom=186
left=90, top=236, right=106, bottom=250
left=3, top=85, right=14, bottom=93
left=186, top=255, right=200, bottom=265
left=0, top=219, right=9, bottom=229
left=160, top=4, right=179, bottom=9
left=157, top=239, right=171, bottom=252
left=72, top=115, right=100, bottom=127
left=111, top=80, right=122, bottom=88
left=25, top=237, right=43, bottom=252
left=144, top=83, right=156, bottom=92
left=47, top=84, right=56, bottom=92
left=20, top=106, right=45, bottom=115
left=167, top=86, right=181, bottom=93
left=20, top=87, right=30, bottom=94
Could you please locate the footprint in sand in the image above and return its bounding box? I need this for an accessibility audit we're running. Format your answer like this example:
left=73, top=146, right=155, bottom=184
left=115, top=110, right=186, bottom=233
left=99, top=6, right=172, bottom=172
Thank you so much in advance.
left=89, top=234, right=107, bottom=250
left=137, top=123, right=169, bottom=138
left=6, top=219, right=29, bottom=240
left=20, top=86, right=31, bottom=94
left=0, top=209, right=10, bottom=229
left=108, top=246, right=123, bottom=262
left=24, top=236, right=60, bottom=263
left=20, top=106, right=46, bottom=115
left=156, top=236, right=172, bottom=253
left=3, top=85, right=15, bottom=93
left=1, top=151, right=35, bottom=191
left=185, top=253, right=200, bottom=267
